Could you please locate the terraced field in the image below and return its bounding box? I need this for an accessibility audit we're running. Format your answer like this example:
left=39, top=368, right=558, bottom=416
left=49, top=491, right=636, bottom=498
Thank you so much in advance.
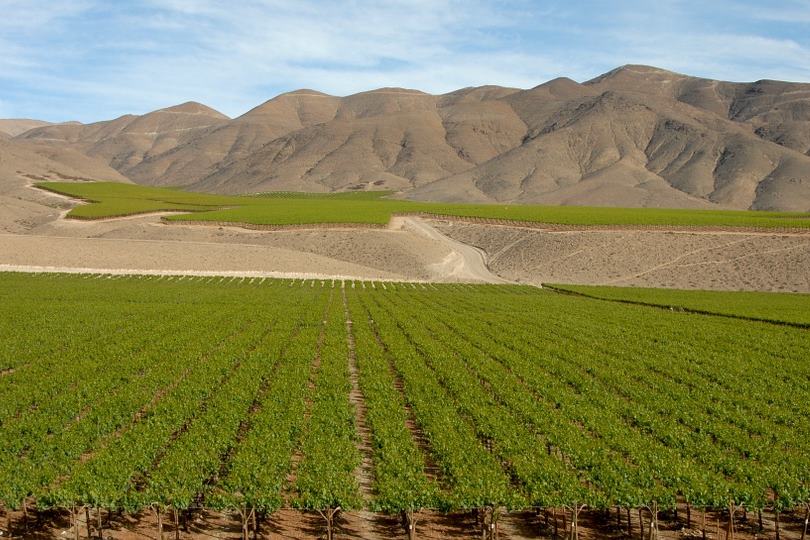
left=1, top=273, right=808, bottom=539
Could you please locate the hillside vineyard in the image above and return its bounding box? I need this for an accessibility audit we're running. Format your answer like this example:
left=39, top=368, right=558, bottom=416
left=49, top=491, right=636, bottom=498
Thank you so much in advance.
left=1, top=273, right=808, bottom=538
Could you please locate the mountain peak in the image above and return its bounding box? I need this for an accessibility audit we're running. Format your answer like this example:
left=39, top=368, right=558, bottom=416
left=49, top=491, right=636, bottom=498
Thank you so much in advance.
left=586, top=64, right=685, bottom=85
left=158, top=101, right=229, bottom=119
left=277, top=89, right=334, bottom=98
left=354, top=87, right=430, bottom=96
left=12, top=68, right=810, bottom=212
left=535, top=76, right=583, bottom=93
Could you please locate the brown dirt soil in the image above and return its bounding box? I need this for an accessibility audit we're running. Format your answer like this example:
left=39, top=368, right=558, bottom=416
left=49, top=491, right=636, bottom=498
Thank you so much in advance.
left=3, top=504, right=807, bottom=539
left=342, top=288, right=377, bottom=507
left=2, top=174, right=808, bottom=290
left=433, top=221, right=810, bottom=292
left=0, top=176, right=467, bottom=282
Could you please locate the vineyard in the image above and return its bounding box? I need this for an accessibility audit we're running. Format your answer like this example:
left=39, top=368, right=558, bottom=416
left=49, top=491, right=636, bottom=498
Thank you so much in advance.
left=1, top=272, right=809, bottom=539
left=36, top=181, right=810, bottom=229
left=546, top=285, right=810, bottom=327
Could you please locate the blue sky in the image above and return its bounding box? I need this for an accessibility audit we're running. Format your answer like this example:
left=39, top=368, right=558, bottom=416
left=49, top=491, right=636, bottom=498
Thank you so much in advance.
left=1, top=0, right=809, bottom=123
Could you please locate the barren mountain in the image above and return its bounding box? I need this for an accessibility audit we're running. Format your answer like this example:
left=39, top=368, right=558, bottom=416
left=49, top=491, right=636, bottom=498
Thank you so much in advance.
left=0, top=119, right=51, bottom=137
left=588, top=65, right=810, bottom=156
left=0, top=137, right=129, bottom=232
left=19, top=102, right=229, bottom=182
left=11, top=65, right=810, bottom=210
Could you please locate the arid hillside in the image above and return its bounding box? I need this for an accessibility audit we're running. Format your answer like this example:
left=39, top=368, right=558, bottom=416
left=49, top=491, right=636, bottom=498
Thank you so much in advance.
left=0, top=137, right=128, bottom=232
left=0, top=119, right=52, bottom=137
left=9, top=65, right=810, bottom=210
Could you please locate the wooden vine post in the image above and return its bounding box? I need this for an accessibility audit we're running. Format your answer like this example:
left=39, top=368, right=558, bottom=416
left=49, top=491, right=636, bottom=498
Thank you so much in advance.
left=726, top=502, right=736, bottom=540
left=153, top=505, right=164, bottom=540
left=97, top=507, right=104, bottom=540
left=626, top=507, right=632, bottom=536
left=479, top=506, right=501, bottom=540
left=252, top=507, right=259, bottom=540
left=237, top=505, right=256, bottom=540
left=317, top=507, right=341, bottom=540
left=775, top=510, right=781, bottom=540
left=553, top=508, right=559, bottom=538
left=567, top=503, right=585, bottom=540
left=173, top=507, right=180, bottom=540
left=70, top=505, right=80, bottom=540
left=401, top=509, right=419, bottom=540
left=647, top=502, right=660, bottom=540
left=562, top=507, right=568, bottom=538
left=85, top=506, right=92, bottom=540
left=20, top=499, right=28, bottom=535
left=801, top=503, right=809, bottom=540
left=639, top=508, right=645, bottom=540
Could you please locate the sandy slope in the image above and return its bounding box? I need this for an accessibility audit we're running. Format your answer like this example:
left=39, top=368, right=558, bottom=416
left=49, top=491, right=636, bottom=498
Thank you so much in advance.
left=435, top=221, right=810, bottom=292
left=0, top=234, right=407, bottom=280
left=0, top=118, right=51, bottom=136
left=395, top=217, right=511, bottom=283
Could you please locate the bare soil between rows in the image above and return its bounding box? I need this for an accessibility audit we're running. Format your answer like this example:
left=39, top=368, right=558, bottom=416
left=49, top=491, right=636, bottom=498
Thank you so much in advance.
left=4, top=504, right=808, bottom=539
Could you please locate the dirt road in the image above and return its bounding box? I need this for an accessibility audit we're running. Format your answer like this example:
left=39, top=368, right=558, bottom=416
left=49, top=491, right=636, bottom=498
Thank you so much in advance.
left=394, top=217, right=512, bottom=284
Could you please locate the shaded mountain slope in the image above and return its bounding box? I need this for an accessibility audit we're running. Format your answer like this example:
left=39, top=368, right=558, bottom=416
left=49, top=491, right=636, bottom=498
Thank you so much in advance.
left=9, top=65, right=810, bottom=210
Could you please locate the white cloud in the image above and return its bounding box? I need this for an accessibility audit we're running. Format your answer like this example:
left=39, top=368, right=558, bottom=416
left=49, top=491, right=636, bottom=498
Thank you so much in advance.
left=0, top=0, right=809, bottom=121
left=0, top=0, right=92, bottom=30
left=746, top=0, right=810, bottom=24
left=592, top=29, right=810, bottom=83
left=15, top=0, right=561, bottom=118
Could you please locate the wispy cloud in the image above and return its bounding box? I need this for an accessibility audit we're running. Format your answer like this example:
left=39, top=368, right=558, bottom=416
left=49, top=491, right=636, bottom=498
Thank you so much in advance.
left=0, top=0, right=808, bottom=122
left=746, top=0, right=810, bottom=23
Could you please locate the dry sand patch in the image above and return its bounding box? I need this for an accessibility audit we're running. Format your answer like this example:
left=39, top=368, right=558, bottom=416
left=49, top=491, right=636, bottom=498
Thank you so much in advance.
left=434, top=221, right=810, bottom=292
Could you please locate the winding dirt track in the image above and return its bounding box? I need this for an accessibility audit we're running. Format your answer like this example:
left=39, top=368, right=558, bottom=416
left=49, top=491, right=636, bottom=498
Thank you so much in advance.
left=394, top=217, right=511, bottom=284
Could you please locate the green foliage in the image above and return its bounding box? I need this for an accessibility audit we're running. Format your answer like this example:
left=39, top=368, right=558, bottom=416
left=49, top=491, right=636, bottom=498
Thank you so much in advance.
left=212, top=318, right=322, bottom=512
left=549, top=285, right=810, bottom=326
left=345, top=291, right=438, bottom=513
left=37, top=181, right=810, bottom=228
left=0, top=273, right=808, bottom=516
left=292, top=293, right=363, bottom=511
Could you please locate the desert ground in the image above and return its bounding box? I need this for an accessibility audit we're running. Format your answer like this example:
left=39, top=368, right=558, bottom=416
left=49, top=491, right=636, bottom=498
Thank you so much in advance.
left=2, top=172, right=809, bottom=290
left=435, top=221, right=810, bottom=292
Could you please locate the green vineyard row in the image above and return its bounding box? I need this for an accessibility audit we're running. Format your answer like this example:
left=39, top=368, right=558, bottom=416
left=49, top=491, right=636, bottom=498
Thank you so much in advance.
left=36, top=181, right=810, bottom=229
left=0, top=273, right=808, bottom=527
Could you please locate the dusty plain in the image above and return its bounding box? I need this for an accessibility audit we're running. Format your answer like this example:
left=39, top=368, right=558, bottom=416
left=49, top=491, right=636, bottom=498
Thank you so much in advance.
left=1, top=170, right=808, bottom=290
left=434, top=221, right=810, bottom=292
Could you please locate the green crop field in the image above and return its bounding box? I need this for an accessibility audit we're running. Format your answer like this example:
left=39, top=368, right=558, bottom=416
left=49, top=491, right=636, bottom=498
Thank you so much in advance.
left=547, top=284, right=810, bottom=326
left=1, top=272, right=808, bottom=538
left=36, top=181, right=810, bottom=228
